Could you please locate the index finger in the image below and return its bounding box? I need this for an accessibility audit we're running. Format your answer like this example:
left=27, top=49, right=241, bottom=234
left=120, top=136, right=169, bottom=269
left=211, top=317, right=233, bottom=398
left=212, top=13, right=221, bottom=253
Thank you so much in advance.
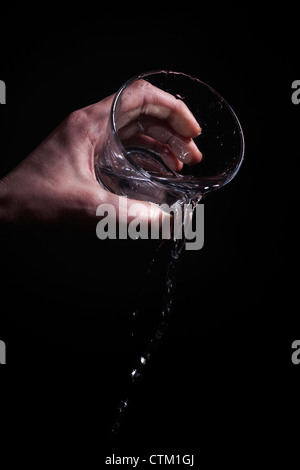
left=116, top=80, right=202, bottom=138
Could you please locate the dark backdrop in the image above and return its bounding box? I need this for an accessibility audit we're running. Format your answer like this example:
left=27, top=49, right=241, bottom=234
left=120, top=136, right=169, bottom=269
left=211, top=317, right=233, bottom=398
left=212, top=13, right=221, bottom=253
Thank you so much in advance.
left=0, top=4, right=299, bottom=464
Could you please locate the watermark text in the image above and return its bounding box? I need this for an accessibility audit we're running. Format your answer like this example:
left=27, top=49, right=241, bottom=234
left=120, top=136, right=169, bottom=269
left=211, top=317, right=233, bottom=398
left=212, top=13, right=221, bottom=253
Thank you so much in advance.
left=291, top=80, right=300, bottom=105
left=291, top=340, right=300, bottom=365
left=0, top=80, right=6, bottom=104
left=0, top=340, right=6, bottom=364
left=96, top=198, right=204, bottom=250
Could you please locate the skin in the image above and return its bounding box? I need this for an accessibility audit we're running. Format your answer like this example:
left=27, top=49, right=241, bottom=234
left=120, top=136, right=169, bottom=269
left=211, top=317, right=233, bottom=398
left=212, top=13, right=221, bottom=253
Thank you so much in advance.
left=0, top=83, right=202, bottom=228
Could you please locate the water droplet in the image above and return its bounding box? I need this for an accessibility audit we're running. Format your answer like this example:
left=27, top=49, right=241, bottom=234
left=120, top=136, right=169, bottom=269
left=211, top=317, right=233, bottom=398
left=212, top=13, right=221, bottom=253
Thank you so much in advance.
left=112, top=422, right=120, bottom=434
left=156, top=329, right=164, bottom=340
left=130, top=368, right=141, bottom=382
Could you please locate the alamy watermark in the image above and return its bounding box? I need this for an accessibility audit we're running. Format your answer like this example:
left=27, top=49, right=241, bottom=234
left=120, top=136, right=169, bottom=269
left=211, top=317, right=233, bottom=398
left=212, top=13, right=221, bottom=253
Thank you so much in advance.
left=291, top=340, right=300, bottom=365
left=291, top=80, right=300, bottom=105
left=0, top=340, right=6, bottom=364
left=0, top=80, right=6, bottom=104
left=96, top=198, right=204, bottom=250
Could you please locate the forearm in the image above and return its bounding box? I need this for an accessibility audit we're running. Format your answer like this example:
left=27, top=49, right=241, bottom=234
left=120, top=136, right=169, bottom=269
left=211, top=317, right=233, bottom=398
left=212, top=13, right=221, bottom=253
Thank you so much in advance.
left=0, top=159, right=46, bottom=226
left=0, top=172, right=25, bottom=225
left=0, top=177, right=12, bottom=224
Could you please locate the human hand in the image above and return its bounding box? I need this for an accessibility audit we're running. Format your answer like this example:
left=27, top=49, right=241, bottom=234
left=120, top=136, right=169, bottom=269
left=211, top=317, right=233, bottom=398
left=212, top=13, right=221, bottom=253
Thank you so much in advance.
left=0, top=83, right=201, bottom=227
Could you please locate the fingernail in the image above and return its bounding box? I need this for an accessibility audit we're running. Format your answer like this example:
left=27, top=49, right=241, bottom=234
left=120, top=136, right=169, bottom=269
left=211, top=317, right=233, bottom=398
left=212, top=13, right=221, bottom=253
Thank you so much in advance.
left=168, top=135, right=192, bottom=163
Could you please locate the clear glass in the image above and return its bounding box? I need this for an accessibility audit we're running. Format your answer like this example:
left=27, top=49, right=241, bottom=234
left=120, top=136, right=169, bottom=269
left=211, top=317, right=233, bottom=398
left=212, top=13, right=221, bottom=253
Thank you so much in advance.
left=95, top=70, right=245, bottom=206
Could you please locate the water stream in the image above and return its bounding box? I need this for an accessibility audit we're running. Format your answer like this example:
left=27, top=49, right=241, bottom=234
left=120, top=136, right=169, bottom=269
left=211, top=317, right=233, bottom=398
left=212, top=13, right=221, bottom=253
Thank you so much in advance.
left=110, top=200, right=198, bottom=438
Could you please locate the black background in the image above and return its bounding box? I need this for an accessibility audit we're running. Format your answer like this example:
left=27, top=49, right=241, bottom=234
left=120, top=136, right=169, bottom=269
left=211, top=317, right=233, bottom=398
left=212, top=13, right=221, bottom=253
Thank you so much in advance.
left=0, top=3, right=299, bottom=465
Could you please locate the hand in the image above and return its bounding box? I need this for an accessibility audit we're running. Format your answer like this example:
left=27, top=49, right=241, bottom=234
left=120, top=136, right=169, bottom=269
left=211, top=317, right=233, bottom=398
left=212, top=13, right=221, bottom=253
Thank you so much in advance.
left=0, top=84, right=201, bottom=228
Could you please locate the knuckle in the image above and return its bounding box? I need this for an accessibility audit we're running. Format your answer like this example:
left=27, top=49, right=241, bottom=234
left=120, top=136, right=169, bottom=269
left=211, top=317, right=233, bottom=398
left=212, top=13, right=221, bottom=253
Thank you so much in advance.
left=174, top=97, right=186, bottom=112
left=58, top=109, right=90, bottom=145
left=64, top=109, right=88, bottom=130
